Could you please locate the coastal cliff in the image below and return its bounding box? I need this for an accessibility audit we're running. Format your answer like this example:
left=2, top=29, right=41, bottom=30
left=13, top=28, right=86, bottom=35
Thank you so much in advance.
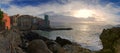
left=97, top=27, right=120, bottom=53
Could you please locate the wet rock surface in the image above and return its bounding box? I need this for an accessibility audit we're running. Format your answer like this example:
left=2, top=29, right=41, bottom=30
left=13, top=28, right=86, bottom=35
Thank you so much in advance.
left=55, top=37, right=72, bottom=47
left=64, top=43, right=92, bottom=53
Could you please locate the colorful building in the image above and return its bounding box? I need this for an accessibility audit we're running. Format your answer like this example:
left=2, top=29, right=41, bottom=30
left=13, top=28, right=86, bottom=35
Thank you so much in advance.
left=10, top=15, right=50, bottom=30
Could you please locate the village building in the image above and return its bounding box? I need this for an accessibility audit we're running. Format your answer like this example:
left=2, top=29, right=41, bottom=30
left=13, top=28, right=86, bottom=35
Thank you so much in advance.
left=10, top=15, right=50, bottom=30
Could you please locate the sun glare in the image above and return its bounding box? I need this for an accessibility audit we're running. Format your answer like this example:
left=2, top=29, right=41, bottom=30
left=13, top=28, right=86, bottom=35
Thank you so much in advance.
left=72, top=9, right=94, bottom=18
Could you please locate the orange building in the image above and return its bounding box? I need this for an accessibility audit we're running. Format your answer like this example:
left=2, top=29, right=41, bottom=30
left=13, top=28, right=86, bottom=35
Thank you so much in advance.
left=3, top=13, right=11, bottom=30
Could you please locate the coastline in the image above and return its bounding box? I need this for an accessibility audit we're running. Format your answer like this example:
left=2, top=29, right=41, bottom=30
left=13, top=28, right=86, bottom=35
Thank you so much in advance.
left=0, top=27, right=120, bottom=53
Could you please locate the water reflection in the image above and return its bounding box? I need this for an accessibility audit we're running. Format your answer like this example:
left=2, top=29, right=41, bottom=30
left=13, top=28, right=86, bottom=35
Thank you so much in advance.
left=79, top=25, right=90, bottom=31
left=72, top=24, right=103, bottom=51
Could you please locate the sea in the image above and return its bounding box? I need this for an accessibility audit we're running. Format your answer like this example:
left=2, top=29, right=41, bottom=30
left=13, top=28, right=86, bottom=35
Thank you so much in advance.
left=33, top=23, right=117, bottom=51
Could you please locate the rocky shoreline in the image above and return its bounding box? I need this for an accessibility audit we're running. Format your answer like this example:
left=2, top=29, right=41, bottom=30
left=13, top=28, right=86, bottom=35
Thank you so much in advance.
left=21, top=30, right=93, bottom=53
left=0, top=27, right=120, bottom=53
left=0, top=28, right=92, bottom=53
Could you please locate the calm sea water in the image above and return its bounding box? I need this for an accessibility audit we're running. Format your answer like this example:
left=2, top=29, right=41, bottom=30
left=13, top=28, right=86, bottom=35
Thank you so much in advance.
left=33, top=23, right=115, bottom=51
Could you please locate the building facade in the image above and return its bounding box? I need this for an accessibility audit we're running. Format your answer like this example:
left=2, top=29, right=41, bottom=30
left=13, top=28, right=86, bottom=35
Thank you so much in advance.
left=10, top=15, right=50, bottom=30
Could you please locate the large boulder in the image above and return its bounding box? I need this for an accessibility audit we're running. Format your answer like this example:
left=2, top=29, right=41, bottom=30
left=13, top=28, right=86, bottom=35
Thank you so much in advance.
left=55, top=37, right=72, bottom=47
left=46, top=40, right=67, bottom=53
left=27, top=40, right=52, bottom=53
left=54, top=37, right=92, bottom=53
left=97, top=27, right=120, bottom=53
left=21, top=31, right=51, bottom=51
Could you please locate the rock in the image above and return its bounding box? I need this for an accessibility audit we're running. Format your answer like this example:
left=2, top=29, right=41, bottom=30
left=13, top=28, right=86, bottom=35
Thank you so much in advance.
left=114, top=39, right=120, bottom=53
left=55, top=37, right=72, bottom=47
left=98, top=27, right=120, bottom=53
left=46, top=40, right=67, bottom=53
left=27, top=40, right=52, bottom=53
left=21, top=31, right=50, bottom=51
left=64, top=43, right=92, bottom=53
left=0, top=33, right=11, bottom=53
left=23, top=31, right=50, bottom=42
left=0, top=29, right=25, bottom=53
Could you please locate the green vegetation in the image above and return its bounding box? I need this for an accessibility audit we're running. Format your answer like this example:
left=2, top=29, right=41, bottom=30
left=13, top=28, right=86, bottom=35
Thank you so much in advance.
left=0, top=9, right=3, bottom=21
left=0, top=9, right=4, bottom=30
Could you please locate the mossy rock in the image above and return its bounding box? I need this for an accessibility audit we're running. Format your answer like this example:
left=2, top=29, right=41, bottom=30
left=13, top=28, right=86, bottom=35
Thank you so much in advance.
left=99, top=27, right=120, bottom=53
left=114, top=39, right=120, bottom=53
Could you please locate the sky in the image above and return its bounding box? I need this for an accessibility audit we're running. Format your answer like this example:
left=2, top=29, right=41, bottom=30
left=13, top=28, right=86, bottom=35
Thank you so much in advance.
left=0, top=0, right=120, bottom=24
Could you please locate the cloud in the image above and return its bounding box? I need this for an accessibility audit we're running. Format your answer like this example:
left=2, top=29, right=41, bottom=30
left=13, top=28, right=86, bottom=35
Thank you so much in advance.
left=0, top=0, right=12, bottom=4
left=1, top=0, right=120, bottom=24
left=1, top=0, right=101, bottom=15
